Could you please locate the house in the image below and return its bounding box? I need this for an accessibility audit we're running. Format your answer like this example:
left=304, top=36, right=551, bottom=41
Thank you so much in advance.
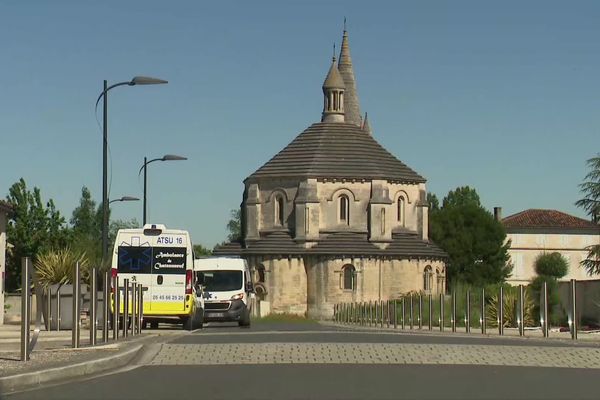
left=502, top=208, right=600, bottom=285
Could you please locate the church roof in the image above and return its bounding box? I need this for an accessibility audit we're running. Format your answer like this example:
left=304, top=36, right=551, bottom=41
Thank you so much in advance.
left=213, top=231, right=447, bottom=259
left=502, top=209, right=600, bottom=233
left=246, top=122, right=426, bottom=183
left=338, top=29, right=362, bottom=126
left=322, top=58, right=345, bottom=89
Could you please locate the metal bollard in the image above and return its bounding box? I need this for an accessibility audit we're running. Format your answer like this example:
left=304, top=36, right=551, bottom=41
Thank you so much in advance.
left=439, top=293, right=445, bottom=332
left=428, top=293, right=433, bottom=331
left=498, top=286, right=504, bottom=336
left=123, top=279, right=129, bottom=338
left=387, top=301, right=391, bottom=328
left=72, top=261, right=81, bottom=349
left=409, top=296, right=414, bottom=330
left=137, top=284, right=144, bottom=334
left=46, top=287, right=52, bottom=331
left=113, top=276, right=120, bottom=340
left=401, top=297, right=406, bottom=329
left=103, top=271, right=110, bottom=342
left=570, top=279, right=577, bottom=340
left=481, top=287, right=486, bottom=335
left=57, top=288, right=61, bottom=331
left=518, top=285, right=525, bottom=337
left=542, top=281, right=549, bottom=338
left=131, top=283, right=137, bottom=335
left=393, top=300, right=398, bottom=329
left=90, top=267, right=97, bottom=346
left=418, top=295, right=423, bottom=330
left=380, top=300, right=384, bottom=328
left=465, top=290, right=471, bottom=334
left=21, top=258, right=31, bottom=361
left=451, top=291, right=456, bottom=333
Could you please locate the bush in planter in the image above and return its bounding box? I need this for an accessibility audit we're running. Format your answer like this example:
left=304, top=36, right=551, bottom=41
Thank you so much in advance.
left=485, top=285, right=535, bottom=328
left=34, top=247, right=90, bottom=289
left=530, top=252, right=568, bottom=326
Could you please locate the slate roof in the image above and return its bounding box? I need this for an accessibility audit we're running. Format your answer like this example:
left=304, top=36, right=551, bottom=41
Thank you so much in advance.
left=213, top=231, right=446, bottom=259
left=246, top=122, right=426, bottom=183
left=502, top=209, right=600, bottom=233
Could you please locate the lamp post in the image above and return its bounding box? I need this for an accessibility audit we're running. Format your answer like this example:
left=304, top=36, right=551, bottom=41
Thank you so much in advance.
left=139, top=154, right=187, bottom=225
left=95, top=76, right=167, bottom=268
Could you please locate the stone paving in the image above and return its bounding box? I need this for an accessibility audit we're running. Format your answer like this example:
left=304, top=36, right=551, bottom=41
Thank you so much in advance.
left=150, top=341, right=600, bottom=369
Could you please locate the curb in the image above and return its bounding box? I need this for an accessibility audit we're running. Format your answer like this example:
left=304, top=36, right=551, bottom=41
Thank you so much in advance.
left=0, top=343, right=142, bottom=395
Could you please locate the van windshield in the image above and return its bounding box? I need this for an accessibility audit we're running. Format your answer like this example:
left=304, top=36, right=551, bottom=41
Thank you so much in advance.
left=118, top=246, right=187, bottom=274
left=199, top=270, right=243, bottom=291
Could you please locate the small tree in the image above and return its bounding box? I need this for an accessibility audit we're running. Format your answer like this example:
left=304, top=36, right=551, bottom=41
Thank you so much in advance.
left=530, top=252, right=568, bottom=326
left=193, top=244, right=213, bottom=257
left=226, top=209, right=242, bottom=242
left=575, top=154, right=600, bottom=275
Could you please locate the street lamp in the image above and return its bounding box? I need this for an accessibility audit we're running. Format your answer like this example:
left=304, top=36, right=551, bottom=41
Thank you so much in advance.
left=138, top=154, right=187, bottom=225
left=95, top=76, right=167, bottom=268
left=109, top=196, right=140, bottom=205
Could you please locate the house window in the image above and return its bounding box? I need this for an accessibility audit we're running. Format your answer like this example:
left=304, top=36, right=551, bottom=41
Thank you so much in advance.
left=275, top=196, right=284, bottom=226
left=397, top=196, right=405, bottom=225
left=423, top=265, right=432, bottom=291
left=339, top=195, right=349, bottom=225
left=342, top=264, right=355, bottom=290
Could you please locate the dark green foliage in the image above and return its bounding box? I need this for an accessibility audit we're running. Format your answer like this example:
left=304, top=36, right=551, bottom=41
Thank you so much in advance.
left=575, top=154, right=600, bottom=275
left=5, top=178, right=69, bottom=291
left=534, top=252, right=568, bottom=278
left=429, top=186, right=511, bottom=287
left=226, top=209, right=242, bottom=242
left=426, top=192, right=440, bottom=213
left=193, top=244, right=213, bottom=257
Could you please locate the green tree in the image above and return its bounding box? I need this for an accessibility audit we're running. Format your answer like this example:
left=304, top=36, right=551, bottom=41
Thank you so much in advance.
left=530, top=252, right=569, bottom=325
left=226, top=209, right=242, bottom=242
left=575, top=154, right=600, bottom=275
left=5, top=178, right=69, bottom=290
left=429, top=186, right=511, bottom=287
left=193, top=244, right=213, bottom=257
left=427, top=192, right=440, bottom=213
left=69, top=187, right=102, bottom=266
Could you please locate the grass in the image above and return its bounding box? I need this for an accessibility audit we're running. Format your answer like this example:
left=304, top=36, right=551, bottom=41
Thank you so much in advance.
left=251, top=313, right=316, bottom=324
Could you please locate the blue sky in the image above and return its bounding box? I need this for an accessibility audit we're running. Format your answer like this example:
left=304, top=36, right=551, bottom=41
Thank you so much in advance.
left=1, top=1, right=599, bottom=247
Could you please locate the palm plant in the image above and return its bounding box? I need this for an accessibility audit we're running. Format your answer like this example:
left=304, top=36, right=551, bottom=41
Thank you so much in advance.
left=34, top=247, right=90, bottom=290
left=486, top=286, right=535, bottom=328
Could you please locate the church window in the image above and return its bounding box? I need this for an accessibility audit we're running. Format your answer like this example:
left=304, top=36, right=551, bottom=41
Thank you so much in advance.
left=339, top=195, right=349, bottom=225
left=397, top=196, right=405, bottom=225
left=342, top=264, right=355, bottom=290
left=275, top=196, right=284, bottom=226
left=423, top=265, right=432, bottom=291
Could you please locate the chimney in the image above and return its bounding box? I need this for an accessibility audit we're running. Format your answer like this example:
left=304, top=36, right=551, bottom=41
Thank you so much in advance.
left=494, top=207, right=502, bottom=222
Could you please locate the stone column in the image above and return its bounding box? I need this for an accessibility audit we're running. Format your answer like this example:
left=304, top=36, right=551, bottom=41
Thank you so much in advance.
left=244, top=183, right=261, bottom=240
left=368, top=180, right=392, bottom=242
left=294, top=180, right=320, bottom=241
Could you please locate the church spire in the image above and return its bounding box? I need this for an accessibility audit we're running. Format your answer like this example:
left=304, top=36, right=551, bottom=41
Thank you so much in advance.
left=338, top=23, right=362, bottom=126
left=321, top=54, right=345, bottom=123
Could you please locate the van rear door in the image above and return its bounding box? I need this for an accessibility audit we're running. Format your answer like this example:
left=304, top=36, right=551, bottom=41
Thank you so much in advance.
left=151, top=244, right=187, bottom=313
left=117, top=244, right=153, bottom=311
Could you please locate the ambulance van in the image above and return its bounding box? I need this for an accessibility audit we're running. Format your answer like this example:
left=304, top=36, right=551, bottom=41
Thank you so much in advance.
left=194, top=257, right=254, bottom=327
left=111, top=224, right=204, bottom=329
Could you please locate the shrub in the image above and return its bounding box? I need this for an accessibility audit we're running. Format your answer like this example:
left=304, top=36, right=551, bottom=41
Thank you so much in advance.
left=34, top=247, right=90, bottom=290
left=534, top=252, right=568, bottom=278
left=486, top=286, right=535, bottom=327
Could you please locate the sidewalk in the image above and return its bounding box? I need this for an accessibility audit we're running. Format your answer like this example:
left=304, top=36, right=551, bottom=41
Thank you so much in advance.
left=0, top=323, right=185, bottom=395
left=324, top=320, right=600, bottom=345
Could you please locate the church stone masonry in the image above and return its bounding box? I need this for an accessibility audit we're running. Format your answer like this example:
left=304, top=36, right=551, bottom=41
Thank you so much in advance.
left=215, top=28, right=447, bottom=319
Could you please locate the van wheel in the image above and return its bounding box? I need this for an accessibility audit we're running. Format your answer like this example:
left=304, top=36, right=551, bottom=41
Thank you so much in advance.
left=238, top=310, right=251, bottom=327
left=183, top=311, right=203, bottom=330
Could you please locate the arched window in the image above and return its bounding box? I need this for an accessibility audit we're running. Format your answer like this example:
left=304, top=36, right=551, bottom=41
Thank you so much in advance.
left=275, top=196, right=284, bottom=226
left=397, top=196, right=405, bottom=225
left=339, top=195, right=349, bottom=225
left=342, top=264, right=355, bottom=290
left=423, top=265, right=432, bottom=291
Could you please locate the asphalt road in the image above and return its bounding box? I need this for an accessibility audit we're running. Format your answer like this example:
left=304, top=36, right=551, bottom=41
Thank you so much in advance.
left=6, top=321, right=600, bottom=400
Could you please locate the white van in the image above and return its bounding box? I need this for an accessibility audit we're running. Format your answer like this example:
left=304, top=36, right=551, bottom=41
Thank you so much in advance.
left=111, top=224, right=204, bottom=330
left=193, top=257, right=254, bottom=327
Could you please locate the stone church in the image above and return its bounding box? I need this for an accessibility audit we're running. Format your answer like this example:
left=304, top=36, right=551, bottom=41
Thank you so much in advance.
left=215, top=28, right=447, bottom=319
